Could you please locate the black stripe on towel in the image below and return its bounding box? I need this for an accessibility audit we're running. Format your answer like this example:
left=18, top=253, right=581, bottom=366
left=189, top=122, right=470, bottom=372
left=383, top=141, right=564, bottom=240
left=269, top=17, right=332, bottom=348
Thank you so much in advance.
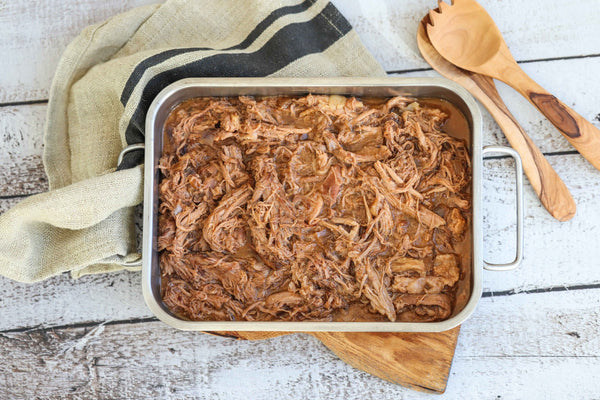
left=120, top=0, right=317, bottom=107
left=117, top=2, right=352, bottom=170
left=226, top=0, right=318, bottom=51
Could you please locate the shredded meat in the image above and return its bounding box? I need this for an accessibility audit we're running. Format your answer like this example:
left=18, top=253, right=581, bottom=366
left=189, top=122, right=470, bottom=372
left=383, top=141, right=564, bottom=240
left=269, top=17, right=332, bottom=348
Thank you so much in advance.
left=159, top=94, right=471, bottom=322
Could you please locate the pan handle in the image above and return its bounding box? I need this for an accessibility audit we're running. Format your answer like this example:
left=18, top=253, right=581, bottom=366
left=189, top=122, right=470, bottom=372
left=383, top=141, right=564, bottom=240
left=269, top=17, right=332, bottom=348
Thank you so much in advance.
left=482, top=146, right=524, bottom=271
left=117, top=143, right=146, bottom=167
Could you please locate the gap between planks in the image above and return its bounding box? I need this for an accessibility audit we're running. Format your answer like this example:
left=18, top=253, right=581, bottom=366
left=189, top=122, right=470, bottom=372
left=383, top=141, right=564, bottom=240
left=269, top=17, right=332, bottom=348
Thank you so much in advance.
left=2, top=283, right=599, bottom=335
left=482, top=282, right=600, bottom=298
left=0, top=99, right=48, bottom=108
left=387, top=53, right=600, bottom=75
left=0, top=317, right=159, bottom=335
left=2, top=54, right=600, bottom=108
left=0, top=325, right=598, bottom=399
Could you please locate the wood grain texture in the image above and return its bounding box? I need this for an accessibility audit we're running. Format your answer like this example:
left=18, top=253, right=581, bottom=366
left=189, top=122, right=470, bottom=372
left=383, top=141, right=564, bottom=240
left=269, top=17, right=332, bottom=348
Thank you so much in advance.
left=0, top=104, right=48, bottom=196
left=469, top=73, right=576, bottom=220
left=0, top=271, right=150, bottom=332
left=3, top=286, right=598, bottom=355
left=0, top=196, right=26, bottom=214
left=0, top=0, right=157, bottom=103
left=1, top=289, right=599, bottom=400
left=426, top=0, right=600, bottom=172
left=510, top=67, right=600, bottom=171
left=1, top=272, right=599, bottom=358
left=335, top=0, right=600, bottom=72
left=417, top=15, right=575, bottom=221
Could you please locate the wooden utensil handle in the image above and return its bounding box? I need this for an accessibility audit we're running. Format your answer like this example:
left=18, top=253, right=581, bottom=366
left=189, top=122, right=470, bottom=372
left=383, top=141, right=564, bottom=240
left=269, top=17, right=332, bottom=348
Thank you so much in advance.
left=469, top=73, right=576, bottom=221
left=505, top=66, right=600, bottom=171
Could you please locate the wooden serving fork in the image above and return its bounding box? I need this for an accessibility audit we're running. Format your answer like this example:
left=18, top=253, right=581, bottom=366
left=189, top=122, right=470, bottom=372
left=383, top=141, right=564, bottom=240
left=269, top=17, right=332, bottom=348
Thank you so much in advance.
left=426, top=0, right=600, bottom=172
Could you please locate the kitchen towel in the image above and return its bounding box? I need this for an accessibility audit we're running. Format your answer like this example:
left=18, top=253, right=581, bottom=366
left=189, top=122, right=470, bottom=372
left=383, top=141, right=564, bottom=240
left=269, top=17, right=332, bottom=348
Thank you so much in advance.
left=0, top=0, right=385, bottom=282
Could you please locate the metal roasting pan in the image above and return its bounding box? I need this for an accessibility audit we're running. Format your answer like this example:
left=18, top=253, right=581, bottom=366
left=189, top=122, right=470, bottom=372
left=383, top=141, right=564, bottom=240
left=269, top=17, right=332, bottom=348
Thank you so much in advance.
left=133, top=77, right=524, bottom=332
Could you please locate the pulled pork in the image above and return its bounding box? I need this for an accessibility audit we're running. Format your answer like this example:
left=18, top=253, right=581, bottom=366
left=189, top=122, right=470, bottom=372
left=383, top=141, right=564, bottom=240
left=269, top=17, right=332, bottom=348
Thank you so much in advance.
left=158, top=94, right=471, bottom=322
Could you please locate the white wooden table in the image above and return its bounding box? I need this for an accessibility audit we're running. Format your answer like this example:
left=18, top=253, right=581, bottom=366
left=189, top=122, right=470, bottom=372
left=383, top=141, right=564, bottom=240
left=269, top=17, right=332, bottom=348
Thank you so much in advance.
left=2, top=1, right=599, bottom=398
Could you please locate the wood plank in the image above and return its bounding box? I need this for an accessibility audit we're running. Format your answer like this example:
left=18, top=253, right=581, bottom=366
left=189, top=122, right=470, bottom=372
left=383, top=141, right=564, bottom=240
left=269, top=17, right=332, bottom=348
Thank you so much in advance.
left=0, top=196, right=26, bottom=214
left=447, top=357, right=600, bottom=398
left=0, top=104, right=48, bottom=196
left=1, top=286, right=599, bottom=400
left=0, top=0, right=156, bottom=103
left=480, top=154, right=600, bottom=292
left=1, top=0, right=599, bottom=103
left=0, top=272, right=150, bottom=332
left=0, top=324, right=415, bottom=399
left=334, top=0, right=600, bottom=72
left=460, top=288, right=600, bottom=357
left=1, top=273, right=598, bottom=356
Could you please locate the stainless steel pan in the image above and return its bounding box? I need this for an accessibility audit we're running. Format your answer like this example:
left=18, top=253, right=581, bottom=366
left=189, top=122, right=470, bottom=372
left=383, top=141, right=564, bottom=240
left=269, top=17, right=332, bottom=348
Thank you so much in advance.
left=125, top=77, right=523, bottom=332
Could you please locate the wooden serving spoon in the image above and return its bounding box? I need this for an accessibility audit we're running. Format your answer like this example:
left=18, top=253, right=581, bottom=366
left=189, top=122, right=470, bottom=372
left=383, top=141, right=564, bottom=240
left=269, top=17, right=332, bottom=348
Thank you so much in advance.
left=426, top=0, right=600, bottom=172
left=417, top=15, right=575, bottom=221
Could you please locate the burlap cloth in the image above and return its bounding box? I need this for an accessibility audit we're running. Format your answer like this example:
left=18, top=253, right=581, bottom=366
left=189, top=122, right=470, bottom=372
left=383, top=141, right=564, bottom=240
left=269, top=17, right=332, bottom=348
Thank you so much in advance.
left=0, top=0, right=385, bottom=282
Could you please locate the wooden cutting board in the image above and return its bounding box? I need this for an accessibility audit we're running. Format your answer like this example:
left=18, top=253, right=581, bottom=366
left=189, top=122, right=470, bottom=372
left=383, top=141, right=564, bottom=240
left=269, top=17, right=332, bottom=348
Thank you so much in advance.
left=208, top=328, right=460, bottom=394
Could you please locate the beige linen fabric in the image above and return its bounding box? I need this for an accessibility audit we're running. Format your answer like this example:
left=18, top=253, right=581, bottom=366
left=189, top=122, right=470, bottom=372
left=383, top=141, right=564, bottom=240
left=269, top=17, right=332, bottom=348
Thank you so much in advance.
left=0, top=0, right=385, bottom=282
